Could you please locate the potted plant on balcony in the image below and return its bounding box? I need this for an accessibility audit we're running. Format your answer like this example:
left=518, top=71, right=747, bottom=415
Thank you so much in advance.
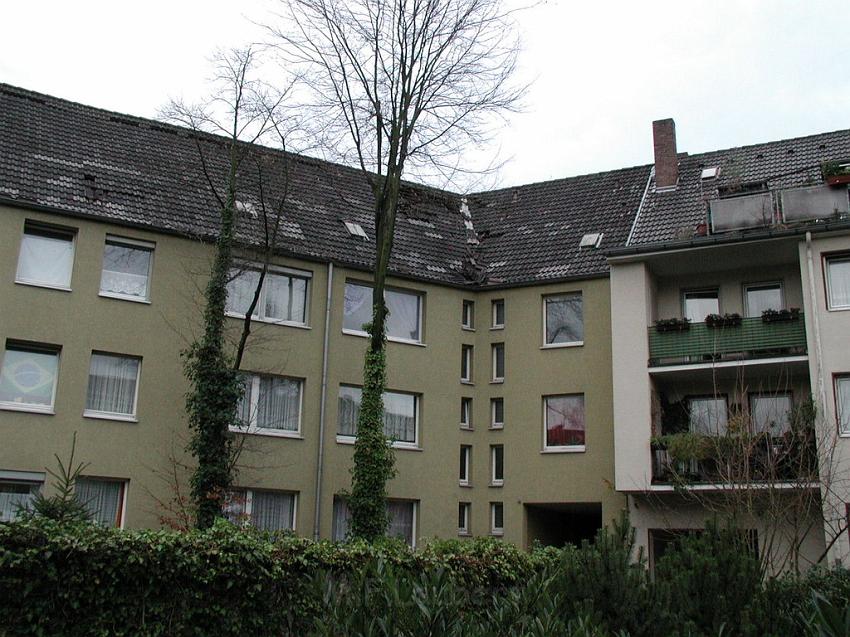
left=661, top=432, right=712, bottom=481
left=761, top=307, right=801, bottom=323
left=821, top=161, right=850, bottom=186
left=655, top=317, right=691, bottom=333
left=704, top=312, right=743, bottom=329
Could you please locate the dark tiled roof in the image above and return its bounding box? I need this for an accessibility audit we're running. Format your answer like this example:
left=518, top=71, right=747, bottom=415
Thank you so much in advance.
left=0, top=83, right=649, bottom=289
left=629, top=129, right=850, bottom=247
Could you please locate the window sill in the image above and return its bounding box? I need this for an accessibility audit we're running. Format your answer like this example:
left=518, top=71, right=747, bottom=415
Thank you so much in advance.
left=460, top=425, right=473, bottom=431
left=490, top=379, right=504, bottom=385
left=489, top=425, right=504, bottom=431
left=458, top=530, right=471, bottom=537
left=461, top=326, right=476, bottom=332
left=459, top=482, right=472, bottom=488
left=229, top=427, right=303, bottom=439
left=0, top=403, right=54, bottom=415
left=335, top=435, right=421, bottom=451
left=98, top=292, right=151, bottom=304
left=460, top=380, right=474, bottom=386
left=83, top=411, right=138, bottom=423
left=226, top=312, right=311, bottom=330
left=541, top=446, right=586, bottom=454
left=490, top=325, right=504, bottom=331
left=341, top=328, right=425, bottom=346
left=489, top=482, right=504, bottom=488
left=827, top=306, right=850, bottom=312
left=14, top=280, right=72, bottom=292
left=490, top=530, right=504, bottom=537
left=541, top=341, right=584, bottom=350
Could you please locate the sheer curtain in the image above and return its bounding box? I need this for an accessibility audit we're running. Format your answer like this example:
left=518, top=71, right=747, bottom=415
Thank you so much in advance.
left=251, top=491, right=295, bottom=531
left=332, top=497, right=351, bottom=541
left=0, top=483, right=38, bottom=522
left=263, top=273, right=290, bottom=320
left=225, top=269, right=260, bottom=316
left=386, top=290, right=420, bottom=341
left=86, top=354, right=139, bottom=415
left=829, top=259, right=850, bottom=307
left=76, top=479, right=122, bottom=526
left=100, top=242, right=151, bottom=298
left=17, top=231, right=74, bottom=287
left=343, top=283, right=373, bottom=332
left=387, top=501, right=414, bottom=546
left=257, top=377, right=300, bottom=431
left=382, top=392, right=415, bottom=443
left=337, top=387, right=362, bottom=436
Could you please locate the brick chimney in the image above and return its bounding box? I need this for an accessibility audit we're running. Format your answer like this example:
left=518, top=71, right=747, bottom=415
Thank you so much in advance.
left=652, top=118, right=678, bottom=189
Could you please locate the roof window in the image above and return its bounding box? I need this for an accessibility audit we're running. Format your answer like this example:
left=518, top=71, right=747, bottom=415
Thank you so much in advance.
left=344, top=221, right=368, bottom=239
left=701, top=167, right=720, bottom=180
left=579, top=232, right=603, bottom=249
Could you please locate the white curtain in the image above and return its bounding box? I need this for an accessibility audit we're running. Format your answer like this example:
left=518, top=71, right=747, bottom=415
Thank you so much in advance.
left=745, top=285, right=782, bottom=317
left=684, top=292, right=719, bottom=323
left=829, top=259, right=850, bottom=308
left=386, top=500, right=414, bottom=546
left=750, top=395, right=792, bottom=435
left=332, top=497, right=351, bottom=541
left=0, top=482, right=38, bottom=522
left=225, top=268, right=260, bottom=316
left=337, top=386, right=362, bottom=436
left=343, top=283, right=373, bottom=332
left=290, top=277, right=308, bottom=323
left=689, top=398, right=728, bottom=435
left=257, top=377, right=300, bottom=431
left=837, top=378, right=850, bottom=435
left=0, top=348, right=58, bottom=407
left=546, top=295, right=583, bottom=344
left=382, top=392, right=415, bottom=443
left=17, top=231, right=74, bottom=287
left=86, top=354, right=139, bottom=415
left=76, top=479, right=122, bottom=526
left=251, top=491, right=295, bottom=531
left=100, top=242, right=151, bottom=298
left=263, top=272, right=290, bottom=320
left=235, top=374, right=253, bottom=427
left=386, top=290, right=420, bottom=341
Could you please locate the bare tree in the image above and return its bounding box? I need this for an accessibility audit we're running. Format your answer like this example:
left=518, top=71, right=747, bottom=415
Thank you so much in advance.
left=266, top=0, right=524, bottom=541
left=161, top=46, right=299, bottom=528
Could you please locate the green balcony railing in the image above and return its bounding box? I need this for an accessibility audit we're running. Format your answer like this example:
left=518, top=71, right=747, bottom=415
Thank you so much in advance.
left=648, top=315, right=807, bottom=367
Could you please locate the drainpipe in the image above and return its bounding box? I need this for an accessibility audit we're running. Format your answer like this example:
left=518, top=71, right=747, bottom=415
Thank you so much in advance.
left=313, top=262, right=334, bottom=540
left=805, top=232, right=827, bottom=410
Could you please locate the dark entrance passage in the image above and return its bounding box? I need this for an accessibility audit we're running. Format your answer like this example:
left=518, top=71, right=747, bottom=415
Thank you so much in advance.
left=524, top=502, right=602, bottom=549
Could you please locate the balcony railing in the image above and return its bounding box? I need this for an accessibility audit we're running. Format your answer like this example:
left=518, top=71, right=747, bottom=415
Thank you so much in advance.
left=648, top=315, right=807, bottom=367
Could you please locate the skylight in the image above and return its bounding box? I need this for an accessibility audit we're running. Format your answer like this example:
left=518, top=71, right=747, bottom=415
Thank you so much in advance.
left=579, top=232, right=603, bottom=249
left=701, top=167, right=720, bottom=180
left=344, top=221, right=368, bottom=239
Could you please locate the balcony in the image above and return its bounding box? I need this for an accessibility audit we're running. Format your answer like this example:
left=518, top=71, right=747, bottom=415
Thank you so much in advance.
left=648, top=314, right=807, bottom=367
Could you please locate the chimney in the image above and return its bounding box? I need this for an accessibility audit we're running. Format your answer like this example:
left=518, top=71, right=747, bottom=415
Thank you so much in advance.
left=652, top=118, right=678, bottom=189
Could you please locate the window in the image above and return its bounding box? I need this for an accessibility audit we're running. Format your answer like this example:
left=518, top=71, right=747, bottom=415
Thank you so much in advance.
left=490, top=445, right=504, bottom=486
left=461, top=345, right=473, bottom=383
left=332, top=496, right=417, bottom=546
left=100, top=236, right=154, bottom=301
left=688, top=396, right=728, bottom=435
left=459, top=445, right=471, bottom=485
left=462, top=300, right=475, bottom=329
left=460, top=397, right=473, bottom=429
left=544, top=394, right=585, bottom=450
left=491, top=299, right=505, bottom=328
left=0, top=471, right=43, bottom=522
left=826, top=255, right=850, bottom=310
left=226, top=266, right=310, bottom=325
left=337, top=385, right=418, bottom=446
left=224, top=489, right=296, bottom=532
left=683, top=289, right=719, bottom=323
left=749, top=393, right=792, bottom=436
left=544, top=293, right=584, bottom=345
left=490, top=502, right=504, bottom=535
left=491, top=343, right=505, bottom=382
left=16, top=222, right=75, bottom=289
left=0, top=344, right=60, bottom=413
left=84, top=353, right=140, bottom=420
left=235, top=374, right=303, bottom=435
left=343, top=282, right=422, bottom=342
left=75, top=478, right=126, bottom=527
left=458, top=502, right=470, bottom=535
left=836, top=376, right=850, bottom=436
left=491, top=398, right=504, bottom=429
left=744, top=283, right=783, bottom=318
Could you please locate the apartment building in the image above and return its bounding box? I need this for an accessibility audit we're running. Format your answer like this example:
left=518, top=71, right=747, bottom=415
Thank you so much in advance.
left=610, top=120, right=850, bottom=570
left=0, top=84, right=638, bottom=547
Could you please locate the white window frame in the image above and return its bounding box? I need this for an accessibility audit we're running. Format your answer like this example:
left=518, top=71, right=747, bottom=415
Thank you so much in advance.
left=490, top=444, right=504, bottom=486
left=83, top=352, right=142, bottom=422
left=490, top=502, right=504, bottom=536
left=458, top=502, right=470, bottom=536
left=76, top=477, right=128, bottom=529
left=460, top=397, right=473, bottom=429
left=825, top=255, right=850, bottom=311
left=460, top=445, right=471, bottom=486
left=682, top=288, right=720, bottom=323
left=542, top=293, right=584, bottom=348
left=543, top=394, right=586, bottom=453
left=461, top=344, right=473, bottom=384
left=226, top=488, right=298, bottom=531
left=491, top=343, right=505, bottom=383
left=0, top=470, right=45, bottom=522
left=98, top=235, right=155, bottom=303
left=688, top=395, right=729, bottom=436
left=342, top=281, right=423, bottom=345
left=742, top=281, right=784, bottom=318
left=226, top=263, right=312, bottom=327
left=490, top=397, right=504, bottom=429
left=0, top=343, right=61, bottom=414
left=748, top=392, right=793, bottom=436
left=491, top=299, right=505, bottom=329
left=336, top=385, right=421, bottom=449
left=836, top=375, right=850, bottom=437
left=462, top=300, right=475, bottom=330
left=231, top=374, right=304, bottom=438
left=15, top=221, right=76, bottom=291
left=334, top=497, right=417, bottom=547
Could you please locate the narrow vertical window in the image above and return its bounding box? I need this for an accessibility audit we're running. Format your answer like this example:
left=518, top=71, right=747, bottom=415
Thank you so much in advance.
left=461, top=345, right=473, bottom=383
left=491, top=299, right=505, bottom=328
left=462, top=300, right=475, bottom=329
left=492, top=343, right=505, bottom=382
left=490, top=445, right=504, bottom=486
left=490, top=502, right=504, bottom=535
left=459, top=445, right=471, bottom=485
left=491, top=398, right=504, bottom=429
left=836, top=376, right=850, bottom=436
left=458, top=502, right=470, bottom=535
left=460, top=397, right=473, bottom=429
left=100, top=236, right=154, bottom=301
left=16, top=222, right=75, bottom=289
left=826, top=256, right=850, bottom=310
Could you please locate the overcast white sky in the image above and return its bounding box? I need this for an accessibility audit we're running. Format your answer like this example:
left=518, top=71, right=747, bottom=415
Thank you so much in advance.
left=2, top=0, right=848, bottom=188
